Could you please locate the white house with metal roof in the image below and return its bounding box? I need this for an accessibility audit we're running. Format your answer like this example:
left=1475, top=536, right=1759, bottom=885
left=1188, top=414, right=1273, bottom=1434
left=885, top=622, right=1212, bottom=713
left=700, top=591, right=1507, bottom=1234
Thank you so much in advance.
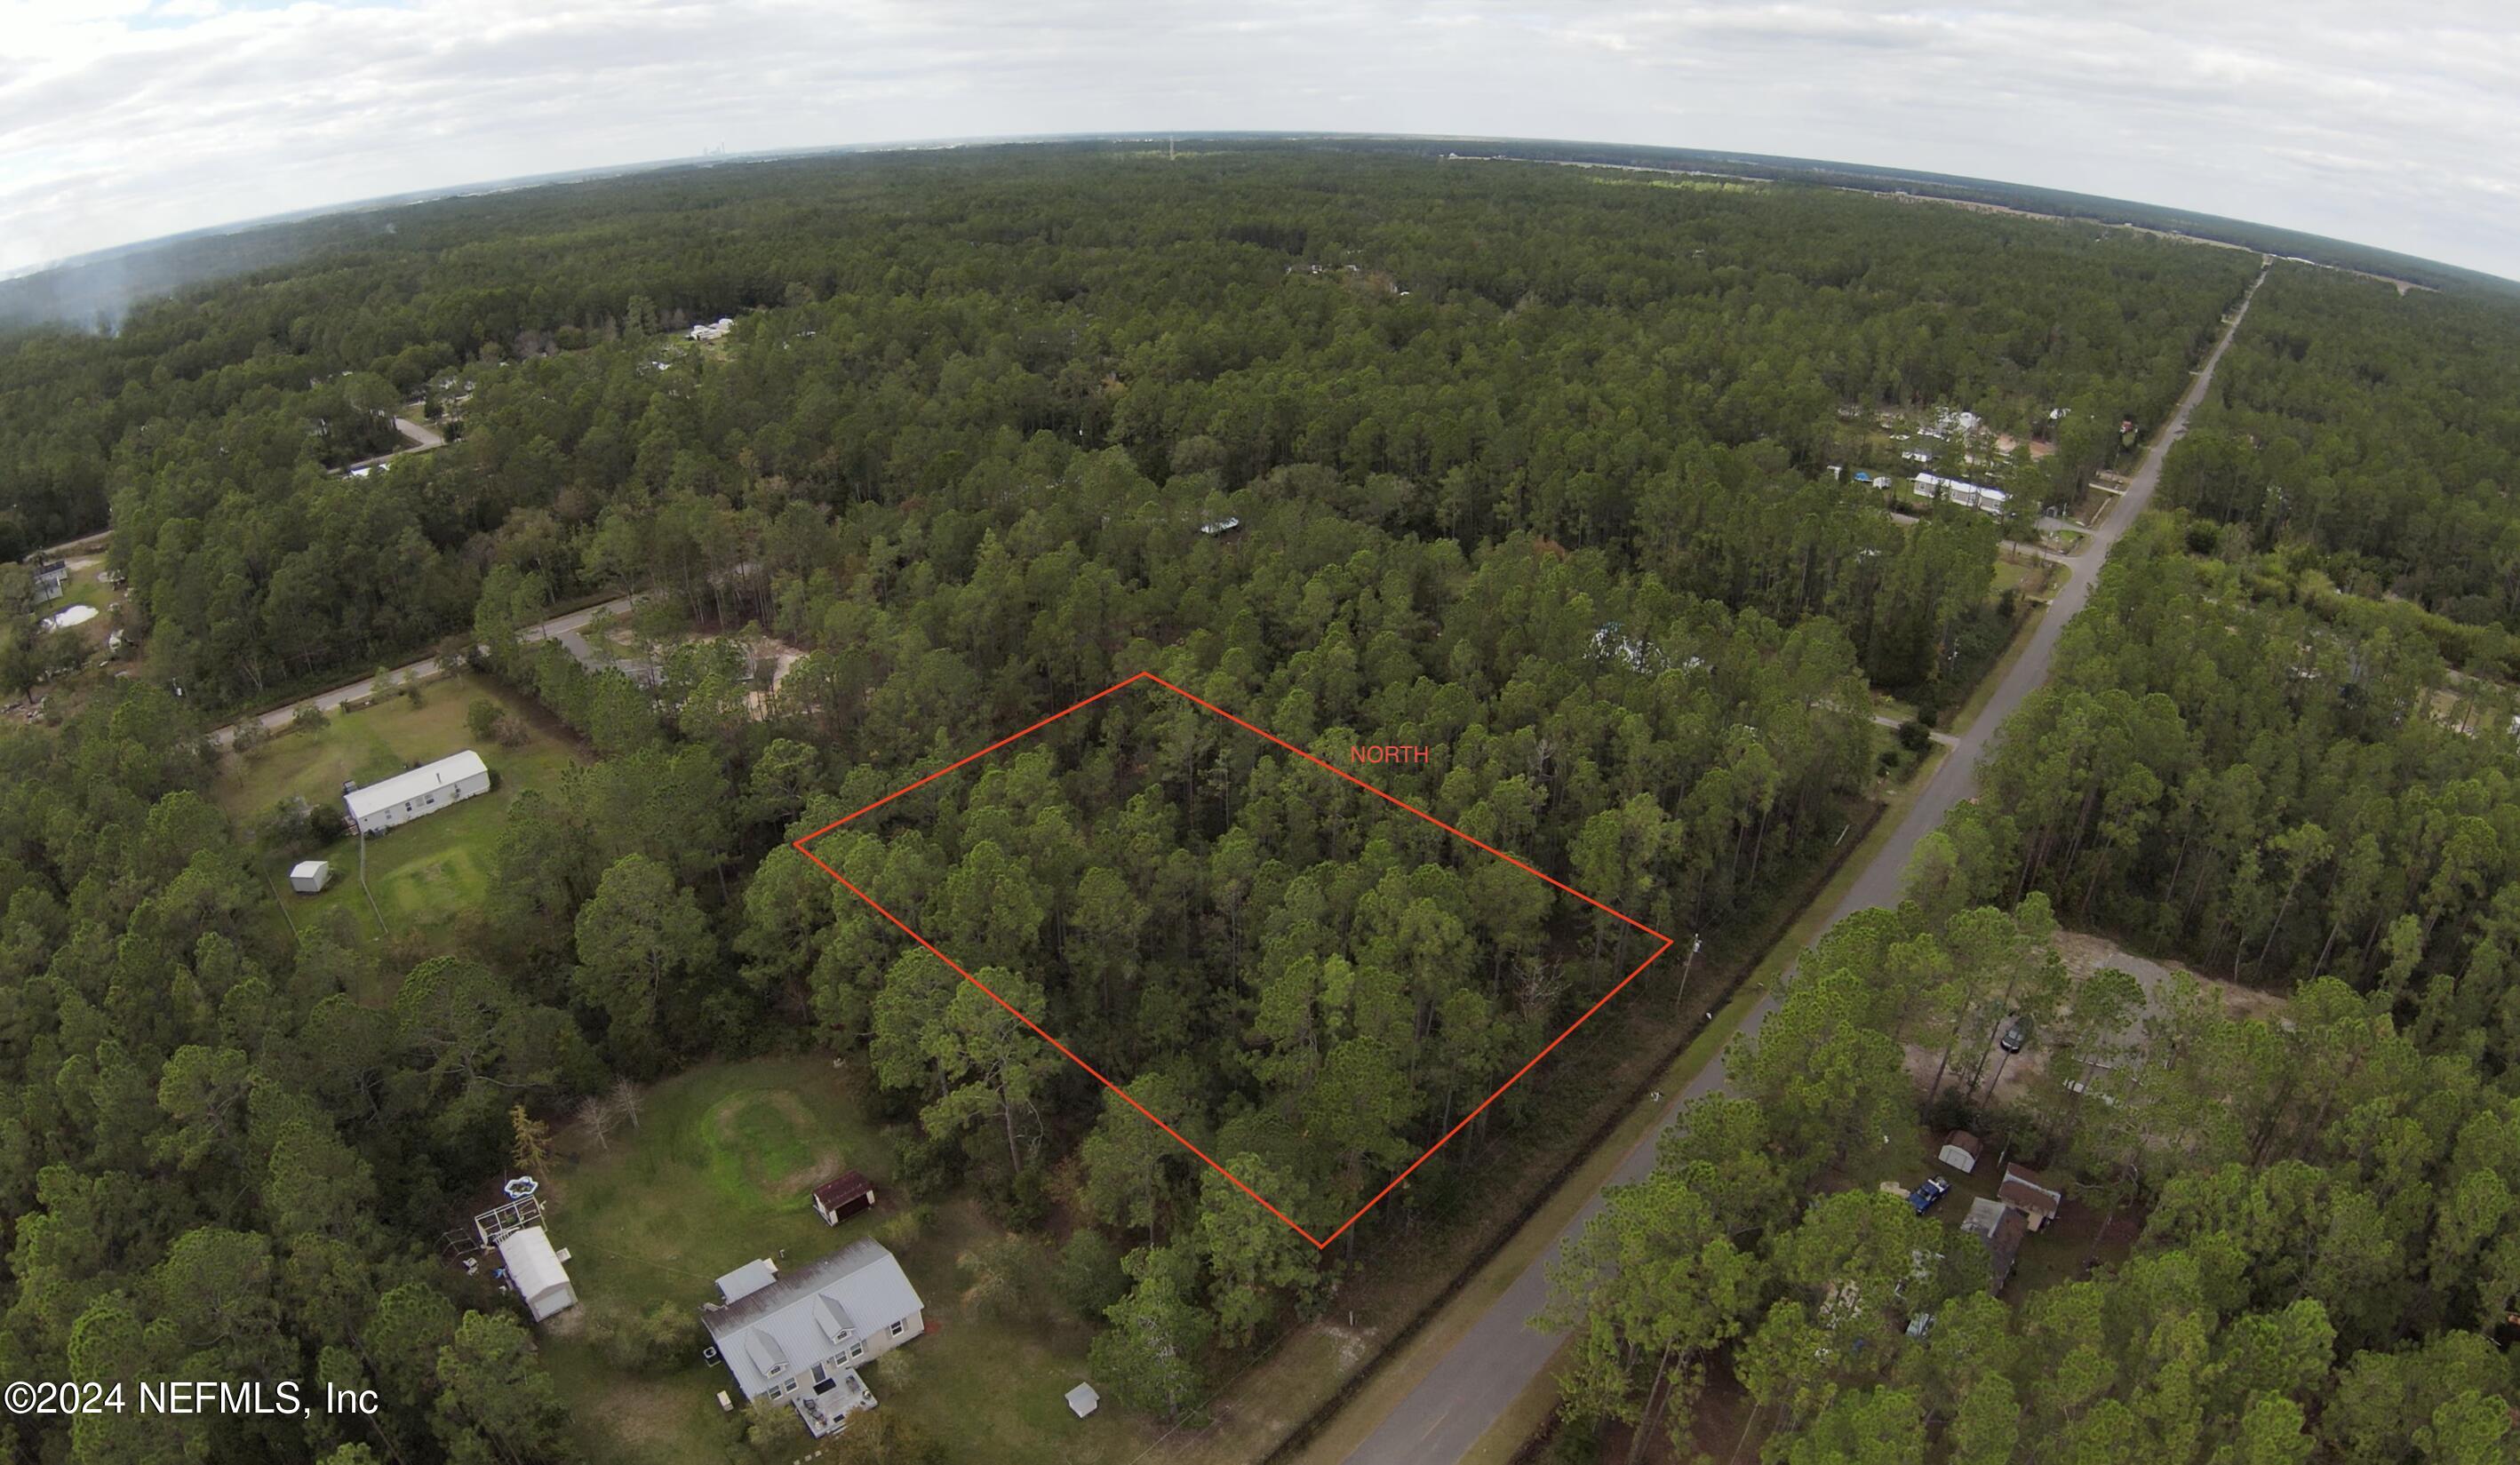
left=342, top=750, right=490, bottom=834
left=702, top=1239, right=925, bottom=1438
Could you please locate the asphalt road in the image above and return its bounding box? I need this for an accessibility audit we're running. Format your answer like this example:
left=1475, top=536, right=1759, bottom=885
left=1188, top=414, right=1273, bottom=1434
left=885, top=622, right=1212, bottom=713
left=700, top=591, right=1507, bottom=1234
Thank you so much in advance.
left=207, top=593, right=641, bottom=747
left=1337, top=262, right=2269, bottom=1465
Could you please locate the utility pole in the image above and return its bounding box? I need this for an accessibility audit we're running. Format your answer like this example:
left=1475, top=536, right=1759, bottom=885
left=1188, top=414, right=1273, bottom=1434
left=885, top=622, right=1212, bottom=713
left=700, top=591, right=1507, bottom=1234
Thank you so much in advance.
left=358, top=822, right=389, bottom=936
left=1675, top=934, right=1703, bottom=1015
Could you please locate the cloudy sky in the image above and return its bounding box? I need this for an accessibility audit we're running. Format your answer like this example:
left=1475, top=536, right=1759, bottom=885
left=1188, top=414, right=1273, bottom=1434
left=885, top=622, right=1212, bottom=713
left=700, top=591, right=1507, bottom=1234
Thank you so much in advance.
left=4, top=0, right=2517, bottom=281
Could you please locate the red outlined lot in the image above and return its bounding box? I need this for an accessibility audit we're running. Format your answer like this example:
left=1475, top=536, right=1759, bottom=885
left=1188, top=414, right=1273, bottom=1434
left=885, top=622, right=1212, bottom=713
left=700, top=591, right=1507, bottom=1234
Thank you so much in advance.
left=789, top=672, right=1674, bottom=1250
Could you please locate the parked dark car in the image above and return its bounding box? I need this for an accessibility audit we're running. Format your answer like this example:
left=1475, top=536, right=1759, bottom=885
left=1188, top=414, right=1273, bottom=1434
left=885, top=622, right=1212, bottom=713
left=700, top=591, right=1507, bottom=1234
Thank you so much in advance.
left=1909, top=1176, right=1952, bottom=1214
left=1999, top=1015, right=2031, bottom=1053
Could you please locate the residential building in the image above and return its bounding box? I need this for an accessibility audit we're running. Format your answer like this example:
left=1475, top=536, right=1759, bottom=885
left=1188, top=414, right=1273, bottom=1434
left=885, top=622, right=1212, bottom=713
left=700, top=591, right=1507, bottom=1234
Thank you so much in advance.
left=342, top=750, right=491, bottom=834
left=1960, top=1198, right=2029, bottom=1294
left=1912, top=472, right=2010, bottom=516
left=703, top=1239, right=926, bottom=1438
left=1998, top=1163, right=2064, bottom=1230
left=30, top=560, right=68, bottom=603
left=496, top=1226, right=579, bottom=1322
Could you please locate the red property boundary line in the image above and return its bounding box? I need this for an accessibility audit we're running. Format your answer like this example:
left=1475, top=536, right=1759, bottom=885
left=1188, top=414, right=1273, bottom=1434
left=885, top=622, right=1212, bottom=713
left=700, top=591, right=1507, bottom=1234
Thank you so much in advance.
left=790, top=671, right=1674, bottom=1250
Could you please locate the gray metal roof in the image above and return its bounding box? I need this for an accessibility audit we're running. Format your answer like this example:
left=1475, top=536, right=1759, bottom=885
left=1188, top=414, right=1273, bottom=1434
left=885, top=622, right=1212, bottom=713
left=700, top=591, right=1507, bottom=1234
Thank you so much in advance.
left=703, top=1240, right=922, bottom=1401
left=343, top=749, right=486, bottom=821
left=716, top=1258, right=779, bottom=1304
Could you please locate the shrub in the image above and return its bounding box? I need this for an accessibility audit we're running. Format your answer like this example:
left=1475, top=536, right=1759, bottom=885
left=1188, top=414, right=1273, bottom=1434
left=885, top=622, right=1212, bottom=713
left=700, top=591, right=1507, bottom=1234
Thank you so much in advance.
left=873, top=1202, right=933, bottom=1252
left=1055, top=1230, right=1127, bottom=1319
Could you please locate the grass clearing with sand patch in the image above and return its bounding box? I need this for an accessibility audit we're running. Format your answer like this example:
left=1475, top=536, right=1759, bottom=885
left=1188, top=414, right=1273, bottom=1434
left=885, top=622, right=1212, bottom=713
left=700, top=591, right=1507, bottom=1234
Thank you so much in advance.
left=215, top=669, right=583, bottom=966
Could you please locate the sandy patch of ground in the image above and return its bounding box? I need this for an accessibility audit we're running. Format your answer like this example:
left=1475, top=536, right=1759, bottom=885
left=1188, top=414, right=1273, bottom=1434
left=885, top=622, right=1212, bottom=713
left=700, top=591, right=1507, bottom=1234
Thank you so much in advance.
left=746, top=640, right=807, bottom=719
left=1902, top=930, right=2285, bottom=1105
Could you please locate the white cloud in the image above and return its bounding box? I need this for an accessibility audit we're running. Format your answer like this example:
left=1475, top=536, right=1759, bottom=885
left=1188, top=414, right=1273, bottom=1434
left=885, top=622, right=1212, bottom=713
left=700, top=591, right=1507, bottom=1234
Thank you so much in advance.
left=0, top=0, right=2516, bottom=279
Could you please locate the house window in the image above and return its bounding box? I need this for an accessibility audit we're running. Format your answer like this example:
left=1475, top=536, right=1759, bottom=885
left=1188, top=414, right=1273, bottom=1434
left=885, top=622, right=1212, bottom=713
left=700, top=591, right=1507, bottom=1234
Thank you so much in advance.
left=889, top=1320, right=905, bottom=1337
left=849, top=1344, right=862, bottom=1360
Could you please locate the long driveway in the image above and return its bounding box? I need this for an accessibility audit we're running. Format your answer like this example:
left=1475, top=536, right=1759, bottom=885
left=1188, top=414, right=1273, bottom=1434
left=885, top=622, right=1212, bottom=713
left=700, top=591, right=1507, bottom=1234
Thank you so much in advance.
left=1337, top=262, right=2269, bottom=1465
left=208, top=593, right=641, bottom=747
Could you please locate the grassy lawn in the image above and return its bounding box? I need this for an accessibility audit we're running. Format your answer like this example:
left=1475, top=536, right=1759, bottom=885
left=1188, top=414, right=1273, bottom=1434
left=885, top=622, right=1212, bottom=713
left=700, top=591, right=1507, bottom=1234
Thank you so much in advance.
left=537, top=1057, right=1145, bottom=1465
left=215, top=670, right=584, bottom=965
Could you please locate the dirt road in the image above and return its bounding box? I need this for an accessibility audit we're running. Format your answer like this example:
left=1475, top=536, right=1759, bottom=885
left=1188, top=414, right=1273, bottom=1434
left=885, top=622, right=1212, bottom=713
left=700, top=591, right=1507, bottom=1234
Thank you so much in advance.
left=1334, top=262, right=2269, bottom=1465
left=208, top=593, right=641, bottom=747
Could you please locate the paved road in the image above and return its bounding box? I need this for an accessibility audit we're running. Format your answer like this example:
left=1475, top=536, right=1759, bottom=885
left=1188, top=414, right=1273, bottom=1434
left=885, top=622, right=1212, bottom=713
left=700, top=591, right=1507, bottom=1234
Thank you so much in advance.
left=208, top=593, right=640, bottom=747
left=1338, top=262, right=2268, bottom=1465
left=339, top=416, right=450, bottom=476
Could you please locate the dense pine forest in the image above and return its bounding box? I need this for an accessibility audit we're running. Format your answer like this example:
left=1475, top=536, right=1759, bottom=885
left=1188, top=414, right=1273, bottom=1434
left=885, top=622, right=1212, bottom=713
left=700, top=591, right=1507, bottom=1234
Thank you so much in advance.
left=2160, top=267, right=2520, bottom=629
left=18, top=141, right=2510, bottom=1465
left=4, top=149, right=2249, bottom=710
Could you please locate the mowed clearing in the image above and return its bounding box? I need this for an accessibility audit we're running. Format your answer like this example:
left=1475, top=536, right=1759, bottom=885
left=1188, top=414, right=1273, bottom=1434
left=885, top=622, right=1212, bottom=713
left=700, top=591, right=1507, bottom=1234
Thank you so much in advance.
left=214, top=669, right=584, bottom=955
left=536, top=1057, right=1144, bottom=1465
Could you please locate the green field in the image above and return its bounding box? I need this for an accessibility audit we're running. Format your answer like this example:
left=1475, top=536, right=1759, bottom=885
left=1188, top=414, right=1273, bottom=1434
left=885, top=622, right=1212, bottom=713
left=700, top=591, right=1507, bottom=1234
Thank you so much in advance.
left=538, top=1057, right=1141, bottom=1465
left=216, top=670, right=585, bottom=958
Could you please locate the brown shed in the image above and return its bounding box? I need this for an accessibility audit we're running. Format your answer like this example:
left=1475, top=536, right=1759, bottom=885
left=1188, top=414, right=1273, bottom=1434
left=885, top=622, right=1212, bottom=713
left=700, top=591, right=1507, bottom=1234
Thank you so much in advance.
left=811, top=1171, right=876, bottom=1226
left=1998, top=1163, right=2063, bottom=1231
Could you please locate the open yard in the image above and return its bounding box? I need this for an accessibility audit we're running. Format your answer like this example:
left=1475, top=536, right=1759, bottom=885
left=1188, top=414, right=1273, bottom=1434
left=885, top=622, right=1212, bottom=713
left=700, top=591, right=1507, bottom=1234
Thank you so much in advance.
left=1990, top=553, right=2059, bottom=600
left=214, top=669, right=584, bottom=959
left=533, top=1057, right=1144, bottom=1465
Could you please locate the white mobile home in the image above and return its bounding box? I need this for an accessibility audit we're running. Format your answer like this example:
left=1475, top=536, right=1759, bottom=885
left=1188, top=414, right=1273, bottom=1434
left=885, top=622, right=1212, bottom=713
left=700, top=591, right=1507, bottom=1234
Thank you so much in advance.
left=1911, top=473, right=2011, bottom=517
left=342, top=750, right=491, bottom=834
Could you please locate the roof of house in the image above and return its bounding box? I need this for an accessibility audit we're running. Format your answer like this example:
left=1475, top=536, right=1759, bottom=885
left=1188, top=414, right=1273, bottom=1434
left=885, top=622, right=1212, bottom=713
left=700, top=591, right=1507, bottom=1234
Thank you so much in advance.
left=813, top=1172, right=873, bottom=1211
left=716, top=1258, right=780, bottom=1304
left=1916, top=472, right=2008, bottom=504
left=1958, top=1198, right=2029, bottom=1290
left=704, top=1240, right=925, bottom=1402
left=1999, top=1163, right=2063, bottom=1217
left=343, top=750, right=487, bottom=821
left=497, top=1225, right=571, bottom=1302
left=1985, top=1207, right=2029, bottom=1292
left=1942, top=1130, right=1985, bottom=1160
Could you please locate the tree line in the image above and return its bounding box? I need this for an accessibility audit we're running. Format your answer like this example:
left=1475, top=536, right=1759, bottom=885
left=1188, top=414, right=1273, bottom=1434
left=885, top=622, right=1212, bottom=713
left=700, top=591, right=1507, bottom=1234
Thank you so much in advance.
left=12, top=147, right=2257, bottom=708
left=2159, top=264, right=2520, bottom=632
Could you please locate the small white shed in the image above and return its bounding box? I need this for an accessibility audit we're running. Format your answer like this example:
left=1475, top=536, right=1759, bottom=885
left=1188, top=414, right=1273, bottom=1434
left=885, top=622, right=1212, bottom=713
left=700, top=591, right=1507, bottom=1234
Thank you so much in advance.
left=289, top=860, right=332, bottom=894
left=497, top=1225, right=578, bottom=1322
left=1065, top=1382, right=1100, bottom=1419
